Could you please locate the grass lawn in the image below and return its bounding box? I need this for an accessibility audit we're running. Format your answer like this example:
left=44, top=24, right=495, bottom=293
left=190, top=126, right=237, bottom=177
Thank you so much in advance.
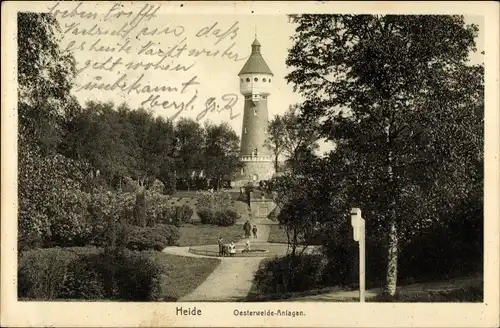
left=147, top=251, right=220, bottom=301
left=267, top=225, right=288, bottom=244
left=19, top=247, right=220, bottom=302
left=178, top=224, right=245, bottom=246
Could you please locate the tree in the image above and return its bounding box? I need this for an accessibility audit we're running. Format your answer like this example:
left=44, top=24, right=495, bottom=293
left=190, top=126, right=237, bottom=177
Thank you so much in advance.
left=59, top=101, right=132, bottom=185
left=18, top=142, right=93, bottom=249
left=286, top=14, right=482, bottom=296
left=174, top=118, right=205, bottom=190
left=17, top=12, right=89, bottom=251
left=265, top=115, right=285, bottom=171
left=203, top=122, right=243, bottom=189
left=267, top=158, right=334, bottom=257
left=18, top=12, right=76, bottom=153
left=266, top=104, right=320, bottom=173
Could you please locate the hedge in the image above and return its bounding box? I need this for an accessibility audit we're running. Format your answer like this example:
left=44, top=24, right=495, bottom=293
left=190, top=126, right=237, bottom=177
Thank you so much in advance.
left=18, top=247, right=162, bottom=301
left=126, top=224, right=180, bottom=251
left=198, top=209, right=238, bottom=226
left=253, top=254, right=329, bottom=294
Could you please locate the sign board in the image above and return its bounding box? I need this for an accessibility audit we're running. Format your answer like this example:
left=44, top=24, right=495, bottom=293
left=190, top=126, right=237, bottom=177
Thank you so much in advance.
left=350, top=207, right=366, bottom=302
left=350, top=207, right=362, bottom=242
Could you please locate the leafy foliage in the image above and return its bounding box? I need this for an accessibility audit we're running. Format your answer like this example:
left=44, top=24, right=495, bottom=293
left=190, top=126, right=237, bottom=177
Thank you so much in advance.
left=18, top=12, right=76, bottom=153
left=285, top=14, right=483, bottom=295
left=18, top=248, right=80, bottom=299
left=196, top=190, right=238, bottom=226
left=266, top=104, right=321, bottom=172
left=126, top=224, right=180, bottom=251
left=203, top=122, right=243, bottom=188
left=254, top=255, right=328, bottom=294
left=214, top=210, right=239, bottom=227
left=174, top=118, right=205, bottom=189
left=18, top=142, right=93, bottom=249
left=18, top=248, right=163, bottom=301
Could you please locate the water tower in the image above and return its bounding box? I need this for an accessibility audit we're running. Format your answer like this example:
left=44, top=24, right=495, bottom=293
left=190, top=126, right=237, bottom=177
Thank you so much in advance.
left=236, top=38, right=275, bottom=185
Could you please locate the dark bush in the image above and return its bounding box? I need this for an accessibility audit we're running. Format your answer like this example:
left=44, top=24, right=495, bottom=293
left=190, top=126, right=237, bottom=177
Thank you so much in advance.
left=198, top=209, right=214, bottom=224
left=398, top=209, right=483, bottom=283
left=19, top=247, right=162, bottom=301
left=18, top=248, right=79, bottom=299
left=155, top=205, right=192, bottom=227
left=126, top=224, right=180, bottom=251
left=320, top=198, right=483, bottom=290
left=372, top=285, right=483, bottom=302
left=253, top=254, right=328, bottom=294
left=59, top=255, right=105, bottom=299
left=92, top=251, right=162, bottom=301
left=320, top=220, right=388, bottom=289
left=173, top=205, right=193, bottom=226
left=214, top=210, right=238, bottom=227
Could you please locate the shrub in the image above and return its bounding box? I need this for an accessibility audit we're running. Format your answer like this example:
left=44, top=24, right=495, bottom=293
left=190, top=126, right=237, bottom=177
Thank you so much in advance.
left=321, top=221, right=386, bottom=288
left=196, top=190, right=234, bottom=214
left=372, top=285, right=483, bottom=302
left=149, top=179, right=165, bottom=194
left=127, top=224, right=180, bottom=251
left=173, top=205, right=193, bottom=226
left=18, top=146, right=92, bottom=251
left=145, top=192, right=173, bottom=225
left=253, top=254, right=328, bottom=294
left=86, top=190, right=136, bottom=246
left=18, top=248, right=79, bottom=299
left=59, top=255, right=105, bottom=299
left=91, top=251, right=162, bottom=301
left=19, top=247, right=163, bottom=301
left=198, top=209, right=214, bottom=224
left=214, top=210, right=238, bottom=227
left=198, top=209, right=238, bottom=226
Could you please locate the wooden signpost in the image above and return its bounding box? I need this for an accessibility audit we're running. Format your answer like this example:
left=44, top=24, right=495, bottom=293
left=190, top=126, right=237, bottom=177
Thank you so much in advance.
left=350, top=207, right=366, bottom=303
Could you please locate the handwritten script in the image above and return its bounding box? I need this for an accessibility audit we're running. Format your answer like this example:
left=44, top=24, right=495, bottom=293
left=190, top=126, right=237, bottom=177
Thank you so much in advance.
left=51, top=2, right=245, bottom=121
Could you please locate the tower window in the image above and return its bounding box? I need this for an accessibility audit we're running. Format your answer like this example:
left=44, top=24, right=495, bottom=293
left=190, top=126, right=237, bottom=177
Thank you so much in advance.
left=246, top=77, right=250, bottom=82
left=244, top=128, right=247, bottom=133
left=254, top=77, right=258, bottom=82
left=253, top=109, right=257, bottom=116
left=263, top=78, right=267, bottom=82
left=269, top=79, right=271, bottom=83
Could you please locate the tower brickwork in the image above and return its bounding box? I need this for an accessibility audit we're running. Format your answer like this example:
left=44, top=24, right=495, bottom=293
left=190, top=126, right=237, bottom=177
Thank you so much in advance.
left=234, top=39, right=275, bottom=186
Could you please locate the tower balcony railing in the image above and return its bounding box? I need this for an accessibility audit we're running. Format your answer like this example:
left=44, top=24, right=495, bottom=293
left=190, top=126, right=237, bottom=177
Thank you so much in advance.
left=240, top=155, right=273, bottom=162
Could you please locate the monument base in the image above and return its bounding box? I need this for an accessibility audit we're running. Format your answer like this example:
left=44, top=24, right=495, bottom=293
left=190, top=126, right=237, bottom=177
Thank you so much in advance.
left=233, top=160, right=275, bottom=187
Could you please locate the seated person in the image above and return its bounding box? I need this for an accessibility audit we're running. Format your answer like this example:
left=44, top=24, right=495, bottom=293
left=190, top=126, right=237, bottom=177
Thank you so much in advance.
left=243, top=239, right=251, bottom=253
left=229, top=242, right=236, bottom=257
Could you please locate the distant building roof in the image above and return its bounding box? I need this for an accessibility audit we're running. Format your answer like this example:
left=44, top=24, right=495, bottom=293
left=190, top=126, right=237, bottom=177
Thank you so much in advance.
left=238, top=38, right=274, bottom=76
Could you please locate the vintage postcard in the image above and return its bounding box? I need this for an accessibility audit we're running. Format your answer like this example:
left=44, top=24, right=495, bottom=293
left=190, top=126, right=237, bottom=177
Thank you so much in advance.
left=1, top=1, right=499, bottom=327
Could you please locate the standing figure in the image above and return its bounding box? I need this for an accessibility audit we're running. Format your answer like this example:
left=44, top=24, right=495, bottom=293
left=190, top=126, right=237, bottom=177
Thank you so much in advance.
left=218, top=237, right=224, bottom=257
left=252, top=225, right=258, bottom=239
left=243, top=220, right=252, bottom=238
left=229, top=242, right=236, bottom=257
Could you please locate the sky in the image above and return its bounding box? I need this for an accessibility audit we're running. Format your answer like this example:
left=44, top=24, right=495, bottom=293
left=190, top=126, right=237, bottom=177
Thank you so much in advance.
left=51, top=2, right=485, bottom=155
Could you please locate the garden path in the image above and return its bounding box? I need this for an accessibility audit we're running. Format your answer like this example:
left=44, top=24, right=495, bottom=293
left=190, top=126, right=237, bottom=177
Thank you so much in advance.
left=170, top=223, right=271, bottom=301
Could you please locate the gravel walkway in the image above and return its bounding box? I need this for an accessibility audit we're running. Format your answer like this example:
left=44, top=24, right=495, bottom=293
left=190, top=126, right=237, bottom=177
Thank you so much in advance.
left=176, top=223, right=271, bottom=301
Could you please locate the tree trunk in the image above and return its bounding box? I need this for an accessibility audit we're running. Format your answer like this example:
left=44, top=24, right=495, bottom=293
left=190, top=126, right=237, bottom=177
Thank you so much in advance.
left=291, top=228, right=298, bottom=257
left=385, top=120, right=398, bottom=296
left=386, top=216, right=398, bottom=296
left=135, top=185, right=146, bottom=227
